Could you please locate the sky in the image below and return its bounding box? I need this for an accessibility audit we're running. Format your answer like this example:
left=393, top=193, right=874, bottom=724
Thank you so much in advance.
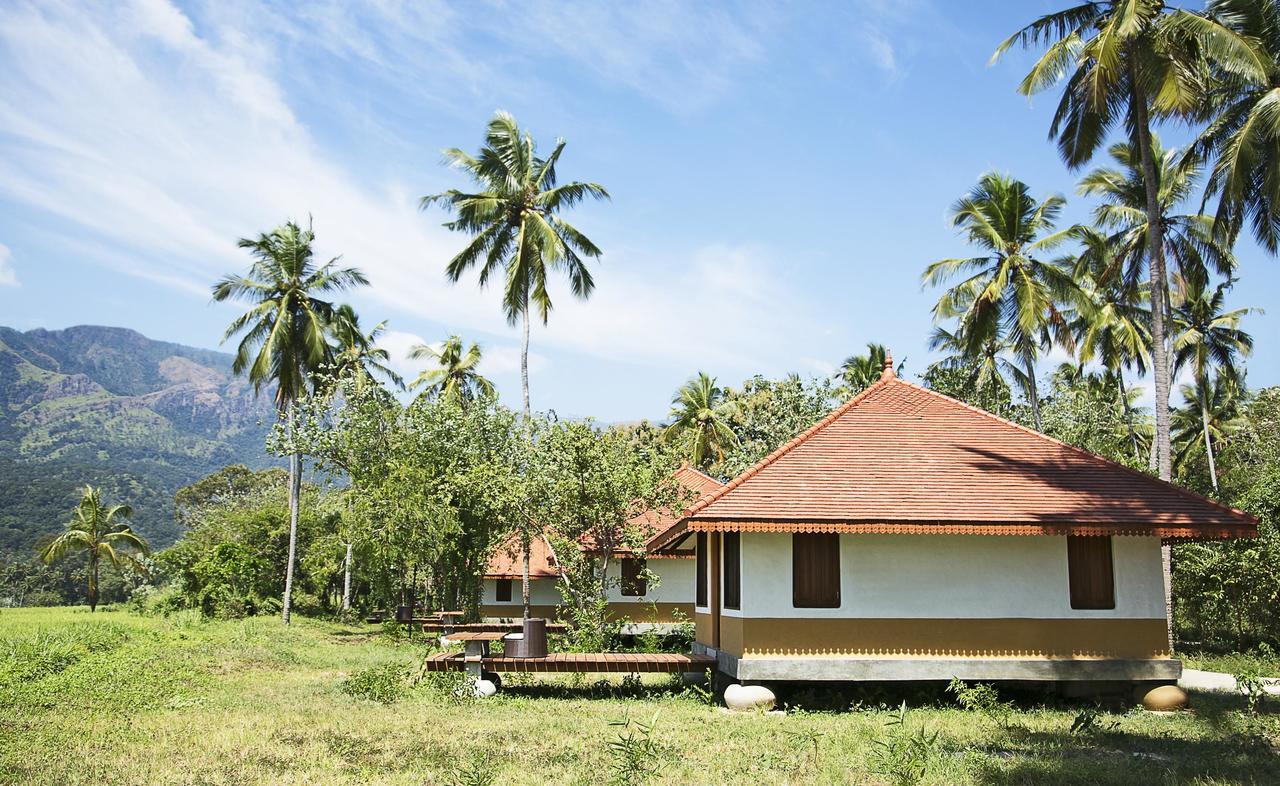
left=0, top=0, right=1276, bottom=422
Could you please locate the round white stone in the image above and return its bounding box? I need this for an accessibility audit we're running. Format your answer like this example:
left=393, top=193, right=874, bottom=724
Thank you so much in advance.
left=473, top=678, right=498, bottom=698
left=724, top=683, right=776, bottom=712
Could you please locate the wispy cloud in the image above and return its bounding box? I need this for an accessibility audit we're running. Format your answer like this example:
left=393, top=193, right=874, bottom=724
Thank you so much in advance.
left=0, top=243, right=17, bottom=287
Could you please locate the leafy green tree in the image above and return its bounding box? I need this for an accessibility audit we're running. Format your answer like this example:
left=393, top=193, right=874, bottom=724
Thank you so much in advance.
left=1042, top=364, right=1152, bottom=466
left=720, top=374, right=838, bottom=477
left=837, top=343, right=902, bottom=396
left=37, top=486, right=149, bottom=611
left=995, top=0, right=1258, bottom=481
left=663, top=372, right=738, bottom=472
left=1171, top=276, right=1256, bottom=490
left=926, top=326, right=1029, bottom=413
left=1173, top=374, right=1244, bottom=487
left=1192, top=0, right=1280, bottom=253
left=329, top=304, right=402, bottom=389
left=408, top=335, right=495, bottom=406
left=422, top=112, right=609, bottom=417
left=922, top=173, right=1078, bottom=430
left=212, top=219, right=368, bottom=624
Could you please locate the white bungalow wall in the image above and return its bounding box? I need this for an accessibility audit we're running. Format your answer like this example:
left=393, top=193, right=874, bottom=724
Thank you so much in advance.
left=721, top=533, right=1166, bottom=620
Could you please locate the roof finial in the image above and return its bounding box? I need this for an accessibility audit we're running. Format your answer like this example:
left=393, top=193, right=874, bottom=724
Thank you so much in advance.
left=881, top=350, right=895, bottom=380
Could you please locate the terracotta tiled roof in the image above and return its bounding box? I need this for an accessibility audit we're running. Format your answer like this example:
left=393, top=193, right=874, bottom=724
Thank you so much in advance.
left=682, top=369, right=1257, bottom=540
left=642, top=464, right=725, bottom=552
left=484, top=532, right=559, bottom=579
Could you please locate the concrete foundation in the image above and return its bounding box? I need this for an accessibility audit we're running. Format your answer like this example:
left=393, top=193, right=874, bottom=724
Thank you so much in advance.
left=693, top=643, right=1181, bottom=683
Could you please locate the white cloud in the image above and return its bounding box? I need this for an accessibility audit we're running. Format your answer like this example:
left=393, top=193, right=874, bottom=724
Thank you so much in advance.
left=0, top=1, right=821, bottom=379
left=0, top=243, right=17, bottom=287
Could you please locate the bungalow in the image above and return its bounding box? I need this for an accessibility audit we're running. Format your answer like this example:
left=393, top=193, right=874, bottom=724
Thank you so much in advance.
left=480, top=465, right=724, bottom=628
left=657, top=357, right=1258, bottom=684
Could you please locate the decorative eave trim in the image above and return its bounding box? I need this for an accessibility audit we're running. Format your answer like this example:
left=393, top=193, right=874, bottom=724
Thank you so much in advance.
left=684, top=520, right=1257, bottom=542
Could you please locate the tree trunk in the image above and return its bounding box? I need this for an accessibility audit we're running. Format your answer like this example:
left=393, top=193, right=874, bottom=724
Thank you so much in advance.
left=1131, top=77, right=1175, bottom=653
left=342, top=542, right=353, bottom=612
left=521, top=530, right=531, bottom=621
left=1025, top=356, right=1041, bottom=431
left=282, top=448, right=301, bottom=625
left=88, top=552, right=99, bottom=612
left=520, top=307, right=531, bottom=418
left=1201, top=398, right=1219, bottom=493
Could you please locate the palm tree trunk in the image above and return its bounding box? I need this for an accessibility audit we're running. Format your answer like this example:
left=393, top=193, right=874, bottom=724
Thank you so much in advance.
left=281, top=403, right=301, bottom=625
left=1025, top=357, right=1041, bottom=431
left=1131, top=76, right=1174, bottom=654
left=342, top=542, right=353, bottom=612
left=521, top=530, right=531, bottom=621
left=520, top=307, right=531, bottom=419
left=88, top=552, right=99, bottom=612
left=1201, top=399, right=1219, bottom=493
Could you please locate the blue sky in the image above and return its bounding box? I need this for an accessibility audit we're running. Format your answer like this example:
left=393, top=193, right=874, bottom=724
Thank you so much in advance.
left=1, top=0, right=1276, bottom=422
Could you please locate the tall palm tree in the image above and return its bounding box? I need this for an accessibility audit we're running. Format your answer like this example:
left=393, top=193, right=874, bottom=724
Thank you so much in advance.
left=408, top=335, right=495, bottom=406
left=1192, top=0, right=1280, bottom=253
left=329, top=304, right=403, bottom=390
left=422, top=112, right=609, bottom=418
left=212, top=219, right=368, bottom=624
left=838, top=342, right=903, bottom=395
left=1066, top=226, right=1153, bottom=457
left=1078, top=136, right=1237, bottom=294
left=664, top=372, right=738, bottom=472
left=38, top=486, right=149, bottom=612
left=922, top=172, right=1079, bottom=430
left=1173, top=373, right=1244, bottom=482
left=1170, top=276, right=1256, bottom=491
left=927, top=325, right=1028, bottom=406
left=995, top=0, right=1260, bottom=482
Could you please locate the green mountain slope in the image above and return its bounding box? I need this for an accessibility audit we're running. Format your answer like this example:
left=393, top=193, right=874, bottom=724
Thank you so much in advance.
left=0, top=326, right=276, bottom=556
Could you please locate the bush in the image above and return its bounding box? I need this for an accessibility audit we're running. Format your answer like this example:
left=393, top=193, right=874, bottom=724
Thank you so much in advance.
left=0, top=622, right=130, bottom=686
left=340, top=662, right=407, bottom=704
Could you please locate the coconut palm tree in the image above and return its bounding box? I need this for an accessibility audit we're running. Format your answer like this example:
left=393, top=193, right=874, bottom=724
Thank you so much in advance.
left=422, top=112, right=609, bottom=418
left=838, top=343, right=903, bottom=395
left=927, top=326, right=1028, bottom=403
left=408, top=335, right=495, bottom=406
left=38, top=486, right=149, bottom=612
left=1192, top=0, right=1280, bottom=253
left=212, top=219, right=368, bottom=624
left=1170, top=276, right=1256, bottom=491
left=664, top=372, right=738, bottom=471
left=329, top=304, right=403, bottom=390
left=922, top=172, right=1079, bottom=430
left=995, top=0, right=1261, bottom=481
left=1066, top=226, right=1153, bottom=458
left=1078, top=136, right=1237, bottom=294
left=1173, top=373, right=1244, bottom=482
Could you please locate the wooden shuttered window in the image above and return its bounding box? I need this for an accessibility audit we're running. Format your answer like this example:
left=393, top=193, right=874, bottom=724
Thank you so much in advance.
left=722, top=532, right=741, bottom=610
left=1067, top=536, right=1115, bottom=610
left=792, top=533, right=840, bottom=608
left=695, top=533, right=708, bottom=607
left=495, top=578, right=512, bottom=603
left=621, top=557, right=647, bottom=597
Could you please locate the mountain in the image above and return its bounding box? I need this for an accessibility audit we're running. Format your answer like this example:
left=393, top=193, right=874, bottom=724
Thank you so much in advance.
left=0, top=325, right=276, bottom=557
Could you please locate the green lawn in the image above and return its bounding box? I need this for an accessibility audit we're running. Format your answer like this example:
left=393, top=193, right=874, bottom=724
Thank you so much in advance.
left=1, top=607, right=1276, bottom=785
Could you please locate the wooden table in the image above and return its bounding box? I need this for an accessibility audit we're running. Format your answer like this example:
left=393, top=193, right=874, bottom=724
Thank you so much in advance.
left=440, top=630, right=509, bottom=677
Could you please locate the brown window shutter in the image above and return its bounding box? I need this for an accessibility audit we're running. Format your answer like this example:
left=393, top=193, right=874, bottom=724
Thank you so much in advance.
left=621, top=557, right=647, bottom=597
left=792, top=533, right=840, bottom=608
left=495, top=578, right=512, bottom=603
left=722, top=532, right=741, bottom=610
left=695, top=532, right=708, bottom=607
left=1067, top=536, right=1115, bottom=610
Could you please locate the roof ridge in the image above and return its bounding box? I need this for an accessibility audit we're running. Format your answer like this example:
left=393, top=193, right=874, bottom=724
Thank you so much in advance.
left=888, top=376, right=1258, bottom=526
left=675, top=463, right=725, bottom=487
left=681, top=376, right=893, bottom=519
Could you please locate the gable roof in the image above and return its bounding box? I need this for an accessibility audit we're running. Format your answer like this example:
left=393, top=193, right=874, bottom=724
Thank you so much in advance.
left=682, top=364, right=1256, bottom=540
left=638, top=464, right=725, bottom=552
left=484, top=532, right=559, bottom=579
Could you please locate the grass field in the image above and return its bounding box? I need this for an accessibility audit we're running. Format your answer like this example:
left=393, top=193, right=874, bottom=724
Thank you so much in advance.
left=2, top=607, right=1277, bottom=785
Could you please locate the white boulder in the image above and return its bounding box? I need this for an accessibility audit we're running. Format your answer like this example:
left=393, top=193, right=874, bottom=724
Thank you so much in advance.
left=473, top=678, right=498, bottom=698
left=724, top=683, right=776, bottom=712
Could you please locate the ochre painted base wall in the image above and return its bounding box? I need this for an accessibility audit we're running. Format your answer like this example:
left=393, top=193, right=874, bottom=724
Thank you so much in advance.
left=694, top=611, right=713, bottom=644
left=482, top=602, right=694, bottom=623
left=711, top=617, right=1170, bottom=660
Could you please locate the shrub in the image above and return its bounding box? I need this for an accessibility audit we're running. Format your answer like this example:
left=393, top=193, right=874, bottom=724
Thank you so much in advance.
left=605, top=712, right=663, bottom=785
left=868, top=702, right=939, bottom=786
left=340, top=662, right=407, bottom=704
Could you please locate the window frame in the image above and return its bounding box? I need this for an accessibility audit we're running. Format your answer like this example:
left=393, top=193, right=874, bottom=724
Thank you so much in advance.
left=621, top=557, right=648, bottom=597
left=1067, top=535, right=1116, bottom=610
left=792, top=532, right=841, bottom=609
left=722, top=532, right=741, bottom=610
left=495, top=578, right=512, bottom=603
left=695, top=532, right=708, bottom=608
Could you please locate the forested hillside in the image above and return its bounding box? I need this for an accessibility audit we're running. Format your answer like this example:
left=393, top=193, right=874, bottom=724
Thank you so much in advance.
left=0, top=325, right=274, bottom=555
